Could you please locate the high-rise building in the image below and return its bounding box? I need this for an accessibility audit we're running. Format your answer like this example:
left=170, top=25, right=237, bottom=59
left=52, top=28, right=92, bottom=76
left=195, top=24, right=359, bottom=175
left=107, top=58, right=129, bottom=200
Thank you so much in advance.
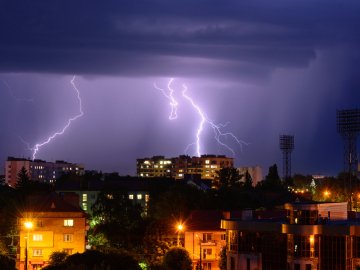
left=137, top=155, right=234, bottom=181
left=5, top=157, right=84, bottom=187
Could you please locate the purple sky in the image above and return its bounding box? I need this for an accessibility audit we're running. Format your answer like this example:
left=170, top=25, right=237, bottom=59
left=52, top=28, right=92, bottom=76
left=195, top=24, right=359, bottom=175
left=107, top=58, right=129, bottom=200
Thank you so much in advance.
left=1, top=1, right=360, bottom=176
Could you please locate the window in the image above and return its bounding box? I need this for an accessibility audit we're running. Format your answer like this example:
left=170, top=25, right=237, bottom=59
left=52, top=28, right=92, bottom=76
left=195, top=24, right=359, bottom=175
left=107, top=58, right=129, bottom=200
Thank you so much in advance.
left=82, top=194, right=87, bottom=202
left=63, top=249, right=73, bottom=255
left=36, top=220, right=43, bottom=227
left=82, top=202, right=87, bottom=211
left=63, top=234, right=73, bottom=242
left=33, top=234, right=43, bottom=241
left=137, top=194, right=142, bottom=200
left=203, top=233, right=213, bottom=242
left=221, top=234, right=226, bottom=240
left=129, top=194, right=134, bottom=200
left=145, top=194, right=150, bottom=202
left=33, top=249, right=42, bottom=256
left=205, top=160, right=210, bottom=164
left=64, top=219, right=74, bottom=227
left=306, top=264, right=312, bottom=270
left=203, top=248, right=212, bottom=259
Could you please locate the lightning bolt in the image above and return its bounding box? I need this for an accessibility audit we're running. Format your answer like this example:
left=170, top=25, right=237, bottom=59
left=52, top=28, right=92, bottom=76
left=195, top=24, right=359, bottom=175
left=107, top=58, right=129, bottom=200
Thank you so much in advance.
left=30, top=75, right=84, bottom=160
left=181, top=83, right=247, bottom=157
left=154, top=78, right=178, bottom=120
left=1, top=79, right=34, bottom=102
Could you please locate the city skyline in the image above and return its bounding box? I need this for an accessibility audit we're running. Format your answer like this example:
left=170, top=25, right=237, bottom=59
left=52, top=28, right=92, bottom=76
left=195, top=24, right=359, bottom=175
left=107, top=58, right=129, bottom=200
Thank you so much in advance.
left=1, top=1, right=360, bottom=176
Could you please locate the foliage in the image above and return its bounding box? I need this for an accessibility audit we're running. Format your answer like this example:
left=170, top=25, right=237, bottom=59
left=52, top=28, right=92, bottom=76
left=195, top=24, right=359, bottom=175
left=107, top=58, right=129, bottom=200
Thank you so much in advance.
left=257, top=164, right=283, bottom=190
left=219, top=246, right=227, bottom=270
left=49, top=251, right=68, bottom=265
left=243, top=170, right=253, bottom=190
left=162, top=247, right=192, bottom=270
left=43, top=250, right=141, bottom=270
left=0, top=254, right=15, bottom=270
left=91, top=189, right=145, bottom=249
left=216, top=168, right=242, bottom=188
left=15, top=167, right=30, bottom=189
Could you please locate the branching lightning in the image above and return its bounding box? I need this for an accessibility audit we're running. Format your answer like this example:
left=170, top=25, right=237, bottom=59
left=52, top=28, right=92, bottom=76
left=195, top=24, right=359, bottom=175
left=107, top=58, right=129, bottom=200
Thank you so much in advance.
left=156, top=78, right=247, bottom=157
left=154, top=78, right=178, bottom=120
left=30, top=75, right=84, bottom=160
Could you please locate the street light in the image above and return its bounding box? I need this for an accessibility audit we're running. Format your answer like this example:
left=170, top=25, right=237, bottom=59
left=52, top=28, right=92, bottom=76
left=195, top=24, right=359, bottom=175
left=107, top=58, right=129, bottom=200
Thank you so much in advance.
left=24, top=221, right=33, bottom=270
left=176, top=223, right=184, bottom=247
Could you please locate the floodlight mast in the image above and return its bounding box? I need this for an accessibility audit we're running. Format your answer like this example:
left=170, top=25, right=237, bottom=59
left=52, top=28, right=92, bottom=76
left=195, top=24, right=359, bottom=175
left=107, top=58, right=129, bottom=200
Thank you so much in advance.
left=337, top=109, right=360, bottom=208
left=279, top=135, right=295, bottom=181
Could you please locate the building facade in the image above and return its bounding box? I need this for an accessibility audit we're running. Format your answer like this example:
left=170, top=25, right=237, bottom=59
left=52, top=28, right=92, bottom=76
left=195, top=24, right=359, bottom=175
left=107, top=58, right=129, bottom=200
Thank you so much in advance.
left=18, top=194, right=86, bottom=270
left=221, top=202, right=360, bottom=270
left=184, top=211, right=228, bottom=270
left=137, top=155, right=234, bottom=181
left=5, top=157, right=84, bottom=187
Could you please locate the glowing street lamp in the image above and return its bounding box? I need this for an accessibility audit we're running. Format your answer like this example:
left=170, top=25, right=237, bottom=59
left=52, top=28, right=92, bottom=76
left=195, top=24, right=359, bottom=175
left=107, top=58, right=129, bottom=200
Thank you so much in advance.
left=323, top=190, right=331, bottom=200
left=24, top=221, right=33, bottom=270
left=176, top=223, right=184, bottom=247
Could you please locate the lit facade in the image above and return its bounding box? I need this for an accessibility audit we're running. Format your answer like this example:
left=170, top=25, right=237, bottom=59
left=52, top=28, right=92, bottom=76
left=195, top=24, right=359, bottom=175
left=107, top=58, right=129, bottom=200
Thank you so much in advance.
left=5, top=157, right=84, bottom=187
left=184, top=211, right=227, bottom=270
left=221, top=202, right=360, bottom=270
left=137, top=155, right=234, bottom=181
left=18, top=194, right=86, bottom=270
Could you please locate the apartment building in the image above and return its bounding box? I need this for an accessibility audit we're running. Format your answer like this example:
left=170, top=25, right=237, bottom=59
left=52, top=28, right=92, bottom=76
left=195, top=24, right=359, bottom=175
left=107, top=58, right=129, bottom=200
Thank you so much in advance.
left=221, top=201, right=360, bottom=270
left=5, top=157, right=84, bottom=187
left=18, top=193, right=86, bottom=270
left=137, top=155, right=234, bottom=181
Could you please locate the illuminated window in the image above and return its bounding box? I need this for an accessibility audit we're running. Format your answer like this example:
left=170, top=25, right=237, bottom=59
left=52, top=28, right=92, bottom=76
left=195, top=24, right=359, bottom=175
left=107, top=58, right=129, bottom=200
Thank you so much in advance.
left=137, top=194, right=142, bottom=200
left=82, top=202, right=87, bottom=211
left=145, top=194, right=150, bottom=202
left=33, top=249, right=42, bottom=256
left=63, top=249, right=73, bottom=255
left=82, top=194, right=87, bottom=202
left=64, top=219, right=74, bottom=227
left=129, top=194, right=134, bottom=200
left=33, top=234, right=43, bottom=241
left=63, top=234, right=73, bottom=242
left=140, top=173, right=144, bottom=177
left=205, top=160, right=210, bottom=164
left=160, top=161, right=164, bottom=164
left=178, top=174, right=183, bottom=177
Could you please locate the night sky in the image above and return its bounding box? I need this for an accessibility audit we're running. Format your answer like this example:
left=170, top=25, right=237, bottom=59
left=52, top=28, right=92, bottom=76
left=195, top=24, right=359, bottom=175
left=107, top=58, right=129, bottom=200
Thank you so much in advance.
left=1, top=1, right=360, bottom=176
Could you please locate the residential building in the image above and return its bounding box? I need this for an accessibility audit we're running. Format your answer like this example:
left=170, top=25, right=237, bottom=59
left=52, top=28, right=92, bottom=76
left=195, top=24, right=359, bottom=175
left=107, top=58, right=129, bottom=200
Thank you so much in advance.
left=238, top=166, right=263, bottom=186
left=5, top=157, right=84, bottom=187
left=184, top=211, right=228, bottom=270
left=221, top=201, right=360, bottom=270
left=137, top=154, right=234, bottom=181
left=18, top=193, right=86, bottom=270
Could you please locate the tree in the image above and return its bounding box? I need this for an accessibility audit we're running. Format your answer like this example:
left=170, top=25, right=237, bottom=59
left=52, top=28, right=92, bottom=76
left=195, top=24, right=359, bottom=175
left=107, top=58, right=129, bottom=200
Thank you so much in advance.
left=91, top=189, right=145, bottom=249
left=15, top=167, right=30, bottom=189
left=219, top=246, right=227, bottom=270
left=258, top=164, right=283, bottom=190
left=216, top=168, right=242, bottom=188
left=243, top=170, right=253, bottom=189
left=162, top=247, right=192, bottom=270
left=48, top=251, right=68, bottom=265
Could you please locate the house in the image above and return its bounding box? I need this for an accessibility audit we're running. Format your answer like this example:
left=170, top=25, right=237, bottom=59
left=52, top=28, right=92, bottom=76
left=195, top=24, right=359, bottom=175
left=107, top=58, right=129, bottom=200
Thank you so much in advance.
left=18, top=193, right=86, bottom=270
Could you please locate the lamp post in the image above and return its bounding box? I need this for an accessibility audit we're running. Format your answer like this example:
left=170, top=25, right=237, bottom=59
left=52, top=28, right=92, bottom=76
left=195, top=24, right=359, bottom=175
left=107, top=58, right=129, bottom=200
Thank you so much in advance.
left=24, top=221, right=33, bottom=270
left=196, top=234, right=203, bottom=270
left=176, top=223, right=184, bottom=247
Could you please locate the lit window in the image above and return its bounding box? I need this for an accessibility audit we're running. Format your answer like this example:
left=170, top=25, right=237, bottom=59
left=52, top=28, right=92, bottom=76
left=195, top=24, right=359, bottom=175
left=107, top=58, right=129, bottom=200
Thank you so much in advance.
left=33, top=234, right=43, bottom=241
left=63, top=234, right=73, bottom=242
left=64, top=219, right=74, bottom=227
left=33, top=249, right=42, bottom=256
left=178, top=174, right=183, bottom=177
left=205, top=160, right=210, bottom=164
left=129, top=194, right=134, bottom=200
left=140, top=173, right=144, bottom=177
left=160, top=161, right=164, bottom=164
left=63, top=248, right=73, bottom=255
left=145, top=194, right=150, bottom=202
left=82, top=194, right=87, bottom=202
left=137, top=194, right=142, bottom=200
left=82, top=202, right=87, bottom=211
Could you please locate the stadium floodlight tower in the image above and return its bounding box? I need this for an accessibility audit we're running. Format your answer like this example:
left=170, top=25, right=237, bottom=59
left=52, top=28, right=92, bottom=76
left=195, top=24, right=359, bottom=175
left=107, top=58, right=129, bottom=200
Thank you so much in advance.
left=337, top=109, right=360, bottom=177
left=279, top=135, right=295, bottom=181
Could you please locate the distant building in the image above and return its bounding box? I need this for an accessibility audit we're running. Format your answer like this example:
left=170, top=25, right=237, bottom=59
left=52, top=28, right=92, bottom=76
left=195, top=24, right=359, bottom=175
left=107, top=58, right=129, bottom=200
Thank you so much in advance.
left=5, top=157, right=84, bottom=187
left=221, top=201, right=360, bottom=270
left=238, top=166, right=263, bottom=186
left=18, top=193, right=86, bottom=270
left=137, top=154, right=233, bottom=181
left=184, top=211, right=228, bottom=270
